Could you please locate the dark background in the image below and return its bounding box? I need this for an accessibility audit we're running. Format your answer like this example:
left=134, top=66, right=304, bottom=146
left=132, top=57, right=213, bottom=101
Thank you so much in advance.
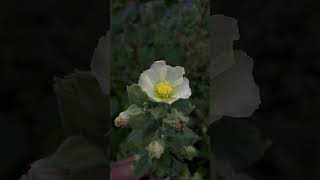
left=214, top=0, right=320, bottom=180
left=0, top=0, right=108, bottom=179
left=1, top=0, right=320, bottom=179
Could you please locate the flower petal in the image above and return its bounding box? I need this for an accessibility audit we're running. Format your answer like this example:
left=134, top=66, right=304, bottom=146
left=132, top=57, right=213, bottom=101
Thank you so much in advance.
left=166, top=66, right=185, bottom=87
left=150, top=60, right=168, bottom=81
left=211, top=50, right=260, bottom=118
left=139, top=73, right=172, bottom=104
left=138, top=71, right=156, bottom=98
left=173, top=78, right=192, bottom=99
left=139, top=71, right=155, bottom=89
left=165, top=98, right=179, bottom=104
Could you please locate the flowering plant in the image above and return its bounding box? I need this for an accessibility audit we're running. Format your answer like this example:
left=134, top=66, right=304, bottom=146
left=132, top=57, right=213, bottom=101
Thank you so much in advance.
left=19, top=1, right=271, bottom=180
left=111, top=0, right=270, bottom=179
left=114, top=60, right=199, bottom=178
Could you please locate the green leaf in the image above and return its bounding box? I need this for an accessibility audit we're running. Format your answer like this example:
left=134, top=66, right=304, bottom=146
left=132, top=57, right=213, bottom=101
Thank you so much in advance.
left=172, top=158, right=187, bottom=176
left=179, top=127, right=200, bottom=145
left=163, top=109, right=189, bottom=125
left=48, top=136, right=106, bottom=169
left=165, top=127, right=200, bottom=154
left=127, top=116, right=160, bottom=143
left=150, top=106, right=168, bottom=119
left=171, top=99, right=195, bottom=115
left=210, top=118, right=270, bottom=170
left=153, top=157, right=171, bottom=177
left=127, top=129, right=144, bottom=143
left=54, top=71, right=108, bottom=137
left=133, top=151, right=150, bottom=178
left=125, top=104, right=146, bottom=128
left=127, top=84, right=148, bottom=106
left=151, top=152, right=187, bottom=177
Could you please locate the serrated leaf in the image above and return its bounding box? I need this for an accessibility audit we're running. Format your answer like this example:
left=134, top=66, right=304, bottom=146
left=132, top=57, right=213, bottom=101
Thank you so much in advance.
left=163, top=109, right=189, bottom=125
left=54, top=71, right=108, bottom=137
left=171, top=99, right=195, bottom=115
left=127, top=117, right=160, bottom=143
left=152, top=152, right=172, bottom=177
left=172, top=158, right=187, bottom=176
left=127, top=84, right=148, bottom=106
left=165, top=127, right=200, bottom=154
left=150, top=106, right=168, bottom=119
left=133, top=152, right=149, bottom=178
left=179, top=127, right=200, bottom=144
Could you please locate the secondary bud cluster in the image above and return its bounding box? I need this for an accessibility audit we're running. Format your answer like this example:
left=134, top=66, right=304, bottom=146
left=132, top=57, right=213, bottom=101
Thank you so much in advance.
left=146, top=140, right=165, bottom=160
left=183, top=146, right=198, bottom=160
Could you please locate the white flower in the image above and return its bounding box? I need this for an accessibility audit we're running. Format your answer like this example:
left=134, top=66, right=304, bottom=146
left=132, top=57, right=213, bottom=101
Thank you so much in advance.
left=138, top=60, right=192, bottom=104
left=146, top=140, right=165, bottom=160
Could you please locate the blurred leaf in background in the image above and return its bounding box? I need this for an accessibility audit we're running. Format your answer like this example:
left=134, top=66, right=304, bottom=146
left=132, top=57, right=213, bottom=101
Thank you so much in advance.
left=54, top=71, right=108, bottom=138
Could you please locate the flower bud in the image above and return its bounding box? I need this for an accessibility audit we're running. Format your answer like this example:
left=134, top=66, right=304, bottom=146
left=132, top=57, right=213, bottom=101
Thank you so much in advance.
left=134, top=154, right=141, bottom=161
left=183, top=146, right=198, bottom=160
left=114, top=104, right=144, bottom=128
left=146, top=140, right=165, bottom=160
left=114, top=112, right=129, bottom=127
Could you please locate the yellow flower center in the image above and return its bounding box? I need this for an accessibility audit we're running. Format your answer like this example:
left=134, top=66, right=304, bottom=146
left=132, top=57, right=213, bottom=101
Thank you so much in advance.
left=155, top=81, right=173, bottom=99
